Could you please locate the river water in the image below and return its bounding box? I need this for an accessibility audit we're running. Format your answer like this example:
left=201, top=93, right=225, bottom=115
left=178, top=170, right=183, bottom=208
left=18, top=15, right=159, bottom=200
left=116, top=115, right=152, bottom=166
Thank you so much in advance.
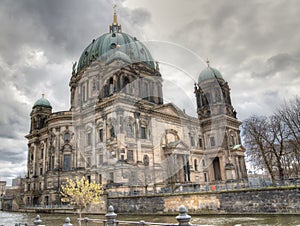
left=1, top=211, right=300, bottom=226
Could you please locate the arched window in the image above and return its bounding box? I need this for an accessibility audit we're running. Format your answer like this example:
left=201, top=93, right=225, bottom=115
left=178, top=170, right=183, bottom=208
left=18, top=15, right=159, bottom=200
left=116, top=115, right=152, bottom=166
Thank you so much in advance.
left=144, top=82, right=149, bottom=100
left=103, top=84, right=109, bottom=97
left=109, top=78, right=114, bottom=95
left=127, top=150, right=134, bottom=161
left=198, top=137, right=203, bottom=148
left=190, top=135, right=195, bottom=147
left=210, top=136, right=216, bottom=147
left=99, top=129, right=104, bottom=142
left=63, top=154, right=71, bottom=171
left=194, top=159, right=198, bottom=171
left=110, top=126, right=115, bottom=138
left=204, top=172, right=208, bottom=182
left=123, top=77, right=130, bottom=93
left=51, top=156, right=55, bottom=170
left=125, top=122, right=134, bottom=138
left=64, top=132, right=70, bottom=142
left=230, top=132, right=235, bottom=146
left=40, top=149, right=44, bottom=159
left=141, top=126, right=147, bottom=139
left=86, top=132, right=92, bottom=146
left=143, top=155, right=150, bottom=166
left=86, top=157, right=91, bottom=167
left=82, top=85, right=85, bottom=102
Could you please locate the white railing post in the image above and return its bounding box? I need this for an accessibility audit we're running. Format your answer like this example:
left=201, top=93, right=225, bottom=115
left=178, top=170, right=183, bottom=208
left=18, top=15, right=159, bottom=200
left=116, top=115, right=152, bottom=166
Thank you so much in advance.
left=176, top=205, right=191, bottom=226
left=105, top=205, right=117, bottom=226
left=63, top=217, right=73, bottom=226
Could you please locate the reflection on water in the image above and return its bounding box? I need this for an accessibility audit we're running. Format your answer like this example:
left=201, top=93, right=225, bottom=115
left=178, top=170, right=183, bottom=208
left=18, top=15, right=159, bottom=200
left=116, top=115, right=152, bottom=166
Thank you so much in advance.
left=1, top=211, right=300, bottom=226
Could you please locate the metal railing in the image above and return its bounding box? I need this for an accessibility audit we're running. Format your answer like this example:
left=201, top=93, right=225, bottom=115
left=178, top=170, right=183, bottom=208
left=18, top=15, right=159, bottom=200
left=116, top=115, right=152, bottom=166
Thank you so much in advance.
left=24, top=204, right=74, bottom=209
left=77, top=205, right=193, bottom=226
left=107, top=178, right=300, bottom=197
left=16, top=205, right=194, bottom=226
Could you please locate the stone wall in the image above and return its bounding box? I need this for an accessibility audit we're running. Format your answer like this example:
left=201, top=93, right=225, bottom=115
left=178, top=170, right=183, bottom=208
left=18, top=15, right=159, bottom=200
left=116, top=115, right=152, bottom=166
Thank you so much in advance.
left=108, top=187, right=300, bottom=214
left=108, top=196, right=165, bottom=213
left=219, top=187, right=300, bottom=213
left=164, top=194, right=219, bottom=213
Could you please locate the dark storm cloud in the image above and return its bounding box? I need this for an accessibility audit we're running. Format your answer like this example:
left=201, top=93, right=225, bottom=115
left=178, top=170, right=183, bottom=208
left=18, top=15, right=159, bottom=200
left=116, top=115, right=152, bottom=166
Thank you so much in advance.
left=251, top=53, right=300, bottom=79
left=169, top=0, right=300, bottom=66
left=0, top=0, right=113, bottom=64
left=118, top=6, right=152, bottom=39
left=122, top=7, right=151, bottom=27
left=0, top=147, right=26, bottom=163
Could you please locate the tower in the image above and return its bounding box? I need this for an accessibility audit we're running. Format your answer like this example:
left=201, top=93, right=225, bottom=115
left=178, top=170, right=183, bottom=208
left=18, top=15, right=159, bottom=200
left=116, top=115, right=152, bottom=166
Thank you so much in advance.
left=30, top=94, right=52, bottom=133
left=195, top=60, right=247, bottom=181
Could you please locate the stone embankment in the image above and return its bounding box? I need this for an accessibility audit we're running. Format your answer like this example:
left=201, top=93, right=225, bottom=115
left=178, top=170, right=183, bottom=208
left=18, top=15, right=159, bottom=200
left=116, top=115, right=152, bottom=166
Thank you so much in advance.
left=108, top=187, right=300, bottom=214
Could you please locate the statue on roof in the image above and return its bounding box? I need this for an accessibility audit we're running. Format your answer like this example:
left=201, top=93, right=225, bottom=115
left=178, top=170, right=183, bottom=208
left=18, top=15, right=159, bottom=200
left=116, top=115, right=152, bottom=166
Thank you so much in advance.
left=72, top=61, right=77, bottom=74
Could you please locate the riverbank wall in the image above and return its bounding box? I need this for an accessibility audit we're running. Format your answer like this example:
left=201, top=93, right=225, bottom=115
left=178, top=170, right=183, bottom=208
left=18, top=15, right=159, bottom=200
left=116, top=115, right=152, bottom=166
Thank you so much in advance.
left=108, top=187, right=300, bottom=214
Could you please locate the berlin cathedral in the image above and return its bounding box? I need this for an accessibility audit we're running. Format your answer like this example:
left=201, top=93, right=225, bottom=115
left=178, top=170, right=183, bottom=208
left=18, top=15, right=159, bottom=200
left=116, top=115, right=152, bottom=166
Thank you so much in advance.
left=23, top=6, right=247, bottom=206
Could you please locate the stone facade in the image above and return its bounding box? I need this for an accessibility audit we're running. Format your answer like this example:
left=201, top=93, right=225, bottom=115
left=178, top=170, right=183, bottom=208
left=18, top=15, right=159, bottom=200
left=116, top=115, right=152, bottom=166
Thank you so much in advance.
left=22, top=8, right=247, bottom=207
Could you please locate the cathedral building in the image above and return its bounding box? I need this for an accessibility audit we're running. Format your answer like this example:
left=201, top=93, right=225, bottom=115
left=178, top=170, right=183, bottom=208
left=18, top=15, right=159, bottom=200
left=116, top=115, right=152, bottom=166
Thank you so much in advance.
left=23, top=7, right=247, bottom=206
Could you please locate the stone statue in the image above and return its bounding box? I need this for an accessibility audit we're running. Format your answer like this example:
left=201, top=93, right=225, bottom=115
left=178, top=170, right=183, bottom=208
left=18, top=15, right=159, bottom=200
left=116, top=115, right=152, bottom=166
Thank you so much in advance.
left=156, top=61, right=160, bottom=71
left=72, top=61, right=77, bottom=74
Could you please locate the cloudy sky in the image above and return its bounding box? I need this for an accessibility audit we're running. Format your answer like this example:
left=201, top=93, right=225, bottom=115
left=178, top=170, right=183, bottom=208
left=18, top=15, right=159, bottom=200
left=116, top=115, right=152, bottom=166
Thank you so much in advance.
left=0, top=0, right=299, bottom=184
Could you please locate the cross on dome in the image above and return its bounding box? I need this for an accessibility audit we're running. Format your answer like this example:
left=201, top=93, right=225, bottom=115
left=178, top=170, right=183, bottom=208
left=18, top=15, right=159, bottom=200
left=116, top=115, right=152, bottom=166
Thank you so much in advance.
left=110, top=3, right=122, bottom=33
left=206, top=58, right=210, bottom=67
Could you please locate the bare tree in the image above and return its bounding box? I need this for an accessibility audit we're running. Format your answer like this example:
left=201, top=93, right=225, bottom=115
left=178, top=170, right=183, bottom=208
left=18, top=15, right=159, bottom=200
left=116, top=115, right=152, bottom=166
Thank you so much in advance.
left=276, top=96, right=300, bottom=177
left=243, top=116, right=277, bottom=185
left=243, top=96, right=300, bottom=184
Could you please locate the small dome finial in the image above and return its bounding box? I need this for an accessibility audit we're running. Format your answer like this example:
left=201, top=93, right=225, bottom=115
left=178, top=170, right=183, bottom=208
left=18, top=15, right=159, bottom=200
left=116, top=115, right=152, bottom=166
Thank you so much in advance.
left=113, top=3, right=118, bottom=25
left=42, top=93, right=45, bottom=98
left=206, top=58, right=210, bottom=67
left=109, top=3, right=122, bottom=33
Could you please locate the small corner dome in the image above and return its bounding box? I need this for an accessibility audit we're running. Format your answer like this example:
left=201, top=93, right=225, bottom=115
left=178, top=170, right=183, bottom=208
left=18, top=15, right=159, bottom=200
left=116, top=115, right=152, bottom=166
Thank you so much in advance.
left=198, top=66, right=223, bottom=83
left=33, top=95, right=52, bottom=109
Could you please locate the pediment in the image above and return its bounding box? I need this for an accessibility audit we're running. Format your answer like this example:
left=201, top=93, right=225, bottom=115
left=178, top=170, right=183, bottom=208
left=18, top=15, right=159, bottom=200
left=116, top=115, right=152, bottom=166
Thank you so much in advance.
left=173, top=140, right=190, bottom=150
left=153, top=103, right=185, bottom=117
left=165, top=140, right=191, bottom=155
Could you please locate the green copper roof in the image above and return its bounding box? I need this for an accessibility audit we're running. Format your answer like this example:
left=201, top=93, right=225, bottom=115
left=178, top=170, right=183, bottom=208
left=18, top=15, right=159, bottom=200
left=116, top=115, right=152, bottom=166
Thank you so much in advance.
left=77, top=32, right=155, bottom=72
left=198, top=66, right=223, bottom=83
left=33, top=96, right=52, bottom=108
left=106, top=50, right=132, bottom=65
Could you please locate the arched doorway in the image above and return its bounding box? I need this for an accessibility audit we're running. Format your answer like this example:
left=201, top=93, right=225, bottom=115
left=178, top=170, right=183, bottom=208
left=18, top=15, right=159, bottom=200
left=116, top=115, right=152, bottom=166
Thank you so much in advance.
left=213, top=157, right=222, bottom=181
left=45, top=196, right=49, bottom=205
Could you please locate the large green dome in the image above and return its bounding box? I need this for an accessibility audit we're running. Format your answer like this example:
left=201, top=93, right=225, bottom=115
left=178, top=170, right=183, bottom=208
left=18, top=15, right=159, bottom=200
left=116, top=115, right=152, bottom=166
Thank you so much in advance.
left=77, top=31, right=155, bottom=72
left=198, top=65, right=223, bottom=83
left=76, top=8, right=155, bottom=72
left=33, top=95, right=52, bottom=108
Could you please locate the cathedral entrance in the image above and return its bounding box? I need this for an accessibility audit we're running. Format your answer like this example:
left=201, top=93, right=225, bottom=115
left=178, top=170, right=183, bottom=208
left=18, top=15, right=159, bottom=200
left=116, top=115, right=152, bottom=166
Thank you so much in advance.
left=33, top=197, right=39, bottom=206
left=213, top=157, right=222, bottom=181
left=45, top=196, right=49, bottom=205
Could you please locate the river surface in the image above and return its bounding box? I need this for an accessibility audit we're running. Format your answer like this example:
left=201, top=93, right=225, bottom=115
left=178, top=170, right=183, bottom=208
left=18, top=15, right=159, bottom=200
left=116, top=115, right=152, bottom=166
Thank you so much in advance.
left=1, top=211, right=300, bottom=226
